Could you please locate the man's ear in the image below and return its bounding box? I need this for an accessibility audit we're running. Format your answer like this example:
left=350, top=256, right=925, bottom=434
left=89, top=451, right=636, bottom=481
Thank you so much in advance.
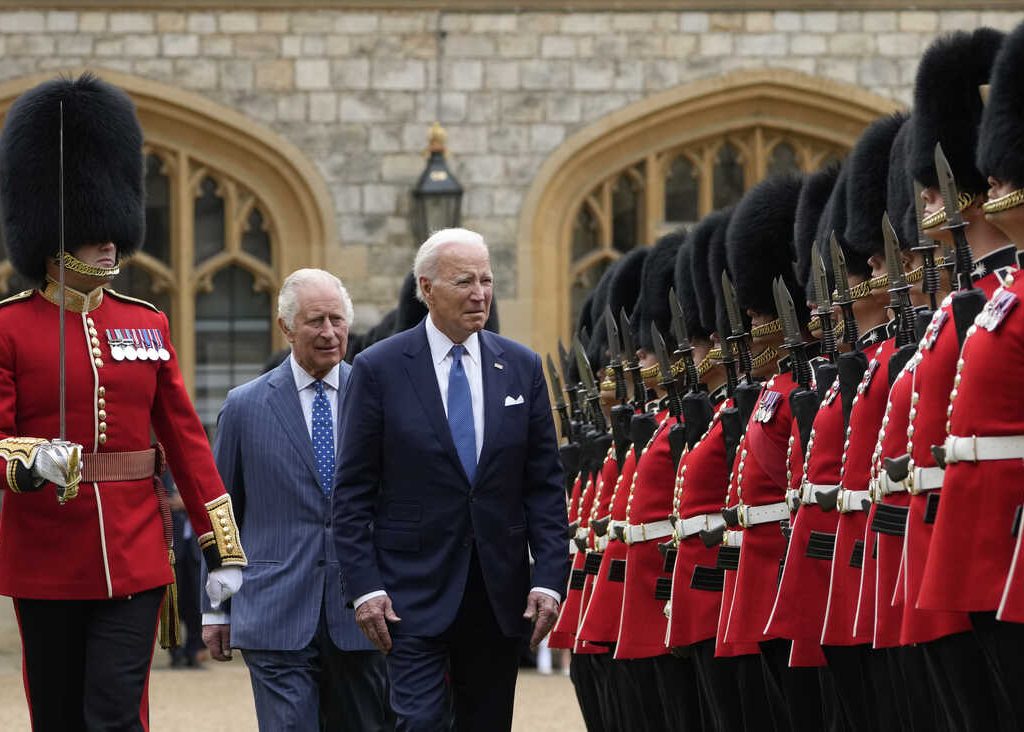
left=277, top=317, right=293, bottom=342
left=419, top=276, right=432, bottom=303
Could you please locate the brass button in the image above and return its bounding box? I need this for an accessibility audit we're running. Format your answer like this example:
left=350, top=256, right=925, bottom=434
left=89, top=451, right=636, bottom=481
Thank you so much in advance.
left=98, top=386, right=105, bottom=397
left=98, top=409, right=107, bottom=420
left=91, top=337, right=100, bottom=347
left=93, top=358, right=104, bottom=368
left=98, top=422, right=107, bottom=433
left=91, top=348, right=101, bottom=357
left=98, top=433, right=107, bottom=445
left=97, top=398, right=105, bottom=409
left=86, top=318, right=95, bottom=327
left=89, top=328, right=98, bottom=337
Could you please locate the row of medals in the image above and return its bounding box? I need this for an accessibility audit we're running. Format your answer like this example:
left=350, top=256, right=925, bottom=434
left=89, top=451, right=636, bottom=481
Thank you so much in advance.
left=105, top=328, right=171, bottom=362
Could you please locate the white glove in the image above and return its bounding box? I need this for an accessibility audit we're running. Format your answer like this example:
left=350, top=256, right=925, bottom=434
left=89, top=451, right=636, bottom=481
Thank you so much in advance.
left=32, top=440, right=83, bottom=500
left=205, top=566, right=243, bottom=609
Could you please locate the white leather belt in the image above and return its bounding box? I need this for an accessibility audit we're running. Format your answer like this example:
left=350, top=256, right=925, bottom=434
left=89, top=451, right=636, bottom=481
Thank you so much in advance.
left=944, top=434, right=1024, bottom=464
left=569, top=540, right=579, bottom=555
left=624, top=519, right=675, bottom=544
left=909, top=466, right=944, bottom=494
left=609, top=519, right=627, bottom=542
left=873, top=473, right=908, bottom=500
left=676, top=512, right=727, bottom=540
left=723, top=529, right=744, bottom=547
left=594, top=535, right=609, bottom=552
left=738, top=501, right=790, bottom=528
left=837, top=489, right=871, bottom=513
left=802, top=482, right=840, bottom=506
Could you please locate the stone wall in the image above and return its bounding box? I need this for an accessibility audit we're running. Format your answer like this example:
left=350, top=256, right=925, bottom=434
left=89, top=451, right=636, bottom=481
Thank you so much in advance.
left=1, top=7, right=1021, bottom=329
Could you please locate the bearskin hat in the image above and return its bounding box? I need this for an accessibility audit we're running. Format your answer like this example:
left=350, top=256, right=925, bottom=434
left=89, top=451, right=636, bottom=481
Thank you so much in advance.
left=584, top=262, right=618, bottom=370
left=688, top=209, right=731, bottom=336
left=608, top=246, right=648, bottom=350
left=0, top=73, right=145, bottom=283
left=910, top=28, right=1004, bottom=196
left=816, top=166, right=871, bottom=282
left=977, top=21, right=1024, bottom=189
left=708, top=208, right=735, bottom=335
left=845, top=112, right=909, bottom=256
left=637, top=228, right=686, bottom=351
left=794, top=162, right=841, bottom=298
left=725, top=173, right=807, bottom=323
left=886, top=120, right=918, bottom=248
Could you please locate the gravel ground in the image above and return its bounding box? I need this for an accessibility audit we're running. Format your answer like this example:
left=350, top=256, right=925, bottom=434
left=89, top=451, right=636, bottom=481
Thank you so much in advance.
left=0, top=600, right=585, bottom=731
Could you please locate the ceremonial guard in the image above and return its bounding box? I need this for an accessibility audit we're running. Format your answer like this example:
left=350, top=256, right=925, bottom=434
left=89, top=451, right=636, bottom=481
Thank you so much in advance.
left=0, top=74, right=246, bottom=729
left=918, top=19, right=1024, bottom=721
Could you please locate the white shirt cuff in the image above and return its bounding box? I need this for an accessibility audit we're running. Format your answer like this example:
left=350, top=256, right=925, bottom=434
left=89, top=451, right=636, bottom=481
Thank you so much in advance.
left=354, top=590, right=388, bottom=609
left=202, top=611, right=229, bottom=625
left=531, top=587, right=561, bottom=605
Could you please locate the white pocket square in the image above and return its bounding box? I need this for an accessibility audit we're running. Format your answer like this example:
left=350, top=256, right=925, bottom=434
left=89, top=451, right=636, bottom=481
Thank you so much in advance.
left=504, top=395, right=524, bottom=406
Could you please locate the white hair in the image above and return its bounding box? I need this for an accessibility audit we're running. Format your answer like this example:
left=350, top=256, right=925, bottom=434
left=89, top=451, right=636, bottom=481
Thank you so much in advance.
left=413, top=228, right=489, bottom=303
left=277, top=268, right=354, bottom=330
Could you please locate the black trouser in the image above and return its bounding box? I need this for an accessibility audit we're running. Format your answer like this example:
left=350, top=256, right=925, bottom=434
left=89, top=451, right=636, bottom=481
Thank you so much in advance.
left=691, top=639, right=750, bottom=732
left=887, top=645, right=947, bottom=732
left=652, top=653, right=704, bottom=731
left=922, top=630, right=1000, bottom=732
left=171, top=528, right=203, bottom=662
left=823, top=645, right=874, bottom=730
left=16, top=587, right=164, bottom=732
left=570, top=653, right=607, bottom=732
left=970, top=611, right=1024, bottom=731
left=760, top=639, right=826, bottom=732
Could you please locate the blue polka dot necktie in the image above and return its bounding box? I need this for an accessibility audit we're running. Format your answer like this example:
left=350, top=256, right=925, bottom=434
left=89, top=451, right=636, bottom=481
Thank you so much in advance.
left=312, top=380, right=334, bottom=494
left=447, top=344, right=477, bottom=483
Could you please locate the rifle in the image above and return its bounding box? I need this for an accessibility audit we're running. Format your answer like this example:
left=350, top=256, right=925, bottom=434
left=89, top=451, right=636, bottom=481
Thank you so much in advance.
left=669, top=289, right=715, bottom=450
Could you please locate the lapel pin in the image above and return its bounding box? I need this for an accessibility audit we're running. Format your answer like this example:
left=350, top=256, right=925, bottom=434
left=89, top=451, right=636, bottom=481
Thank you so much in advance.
left=494, top=362, right=503, bottom=370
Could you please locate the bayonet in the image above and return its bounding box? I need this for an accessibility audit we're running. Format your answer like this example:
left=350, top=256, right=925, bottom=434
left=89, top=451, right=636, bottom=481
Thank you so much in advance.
left=573, top=336, right=606, bottom=433
left=913, top=180, right=941, bottom=311
left=604, top=306, right=627, bottom=404
left=669, top=288, right=699, bottom=391
left=884, top=212, right=917, bottom=348
left=830, top=232, right=860, bottom=347
left=546, top=354, right=572, bottom=441
left=722, top=273, right=753, bottom=382
left=935, top=143, right=975, bottom=292
left=812, top=254, right=837, bottom=362
left=557, top=339, right=582, bottom=419
left=653, top=323, right=687, bottom=468
left=620, top=307, right=646, bottom=410
left=774, top=278, right=812, bottom=391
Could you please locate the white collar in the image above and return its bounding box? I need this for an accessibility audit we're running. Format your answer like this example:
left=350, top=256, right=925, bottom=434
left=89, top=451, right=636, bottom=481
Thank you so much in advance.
left=289, top=353, right=340, bottom=392
left=425, top=313, right=481, bottom=366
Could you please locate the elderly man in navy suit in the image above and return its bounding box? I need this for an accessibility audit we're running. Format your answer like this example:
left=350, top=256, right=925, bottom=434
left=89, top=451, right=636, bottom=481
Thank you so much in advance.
left=202, top=269, right=392, bottom=731
left=334, top=229, right=569, bottom=731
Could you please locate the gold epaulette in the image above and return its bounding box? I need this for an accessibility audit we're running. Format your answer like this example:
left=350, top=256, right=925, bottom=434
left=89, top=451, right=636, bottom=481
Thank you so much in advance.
left=104, top=288, right=160, bottom=312
left=0, top=437, right=46, bottom=493
left=199, top=494, right=247, bottom=568
left=0, top=290, right=34, bottom=309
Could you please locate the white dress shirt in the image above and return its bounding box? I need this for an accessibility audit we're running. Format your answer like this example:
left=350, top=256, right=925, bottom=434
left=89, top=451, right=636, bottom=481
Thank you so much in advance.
left=354, top=316, right=559, bottom=610
left=203, top=354, right=341, bottom=626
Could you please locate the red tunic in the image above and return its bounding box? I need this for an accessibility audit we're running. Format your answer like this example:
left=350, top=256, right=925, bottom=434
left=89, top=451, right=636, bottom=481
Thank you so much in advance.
left=667, top=399, right=732, bottom=649
left=550, top=470, right=590, bottom=650
left=920, top=273, right=1024, bottom=614
left=616, top=416, right=676, bottom=659
left=900, top=265, right=1012, bottom=644
left=0, top=286, right=241, bottom=600
left=766, top=377, right=843, bottom=646
left=823, top=336, right=893, bottom=646
left=577, top=449, right=638, bottom=644
left=724, top=371, right=799, bottom=646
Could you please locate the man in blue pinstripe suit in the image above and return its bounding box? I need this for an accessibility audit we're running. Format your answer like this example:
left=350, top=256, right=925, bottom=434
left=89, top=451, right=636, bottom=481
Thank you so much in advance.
left=202, top=268, right=393, bottom=731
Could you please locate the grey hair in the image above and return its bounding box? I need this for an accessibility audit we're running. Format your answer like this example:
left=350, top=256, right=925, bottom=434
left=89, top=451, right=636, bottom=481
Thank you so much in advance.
left=413, top=228, right=489, bottom=303
left=277, top=268, right=354, bottom=330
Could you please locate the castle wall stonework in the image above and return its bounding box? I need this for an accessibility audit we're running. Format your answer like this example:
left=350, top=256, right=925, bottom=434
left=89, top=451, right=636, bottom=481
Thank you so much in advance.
left=2, top=8, right=1021, bottom=329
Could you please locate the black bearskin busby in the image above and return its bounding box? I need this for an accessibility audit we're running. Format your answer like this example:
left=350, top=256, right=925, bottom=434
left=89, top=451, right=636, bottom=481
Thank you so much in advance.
left=0, top=73, right=145, bottom=283
left=794, top=162, right=841, bottom=298
left=708, top=208, right=735, bottom=334
left=886, top=120, right=918, bottom=247
left=608, top=247, right=648, bottom=351
left=845, top=112, right=909, bottom=256
left=688, top=209, right=732, bottom=336
left=910, top=28, right=1004, bottom=196
left=637, top=229, right=686, bottom=351
left=977, top=21, right=1024, bottom=189
left=817, top=166, right=871, bottom=282
left=584, top=262, right=618, bottom=370
left=725, top=173, right=807, bottom=322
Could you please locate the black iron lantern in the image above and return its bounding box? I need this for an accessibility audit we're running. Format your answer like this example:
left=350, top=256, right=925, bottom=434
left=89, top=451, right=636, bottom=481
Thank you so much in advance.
left=410, top=122, right=463, bottom=243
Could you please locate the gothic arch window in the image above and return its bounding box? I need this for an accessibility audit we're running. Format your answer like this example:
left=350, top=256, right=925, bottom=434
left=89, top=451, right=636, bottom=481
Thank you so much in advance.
left=0, top=69, right=335, bottom=437
left=517, top=69, right=902, bottom=363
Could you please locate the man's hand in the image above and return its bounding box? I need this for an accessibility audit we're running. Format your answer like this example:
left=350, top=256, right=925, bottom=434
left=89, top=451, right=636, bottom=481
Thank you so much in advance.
left=355, top=595, right=400, bottom=654
left=523, top=591, right=560, bottom=652
left=32, top=440, right=83, bottom=501
left=202, top=624, right=232, bottom=662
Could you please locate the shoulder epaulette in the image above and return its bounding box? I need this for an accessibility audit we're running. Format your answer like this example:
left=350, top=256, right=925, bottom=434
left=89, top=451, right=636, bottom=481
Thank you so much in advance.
left=104, top=288, right=160, bottom=312
left=0, top=290, right=34, bottom=308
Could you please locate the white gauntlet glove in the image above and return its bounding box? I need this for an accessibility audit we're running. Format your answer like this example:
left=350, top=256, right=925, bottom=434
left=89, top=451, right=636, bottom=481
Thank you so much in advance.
left=32, top=440, right=83, bottom=503
left=205, top=566, right=243, bottom=609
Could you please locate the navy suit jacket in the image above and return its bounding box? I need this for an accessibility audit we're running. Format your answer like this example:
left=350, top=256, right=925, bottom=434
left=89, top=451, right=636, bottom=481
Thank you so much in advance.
left=206, top=357, right=373, bottom=652
left=333, top=321, right=569, bottom=638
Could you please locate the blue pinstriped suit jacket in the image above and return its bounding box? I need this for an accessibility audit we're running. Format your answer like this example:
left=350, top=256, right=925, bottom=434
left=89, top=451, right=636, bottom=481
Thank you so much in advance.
left=206, top=356, right=373, bottom=652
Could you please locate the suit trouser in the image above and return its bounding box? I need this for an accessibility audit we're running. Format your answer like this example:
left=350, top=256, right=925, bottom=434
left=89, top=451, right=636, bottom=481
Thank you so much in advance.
left=15, top=587, right=164, bottom=732
left=386, top=551, right=520, bottom=732
left=241, top=603, right=393, bottom=732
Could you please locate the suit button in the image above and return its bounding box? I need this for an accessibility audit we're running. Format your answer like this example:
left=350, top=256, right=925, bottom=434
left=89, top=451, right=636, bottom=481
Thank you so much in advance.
left=317, top=559, right=325, bottom=567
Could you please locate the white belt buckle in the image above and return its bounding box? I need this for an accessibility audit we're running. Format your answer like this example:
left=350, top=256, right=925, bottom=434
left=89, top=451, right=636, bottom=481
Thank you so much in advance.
left=737, top=503, right=749, bottom=529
